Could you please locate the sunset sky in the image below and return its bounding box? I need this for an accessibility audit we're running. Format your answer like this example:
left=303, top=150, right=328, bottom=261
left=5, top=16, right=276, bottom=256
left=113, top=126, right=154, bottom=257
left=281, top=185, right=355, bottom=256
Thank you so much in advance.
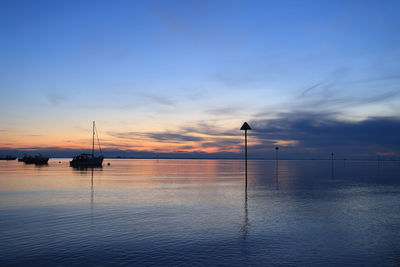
left=1, top=0, right=400, bottom=158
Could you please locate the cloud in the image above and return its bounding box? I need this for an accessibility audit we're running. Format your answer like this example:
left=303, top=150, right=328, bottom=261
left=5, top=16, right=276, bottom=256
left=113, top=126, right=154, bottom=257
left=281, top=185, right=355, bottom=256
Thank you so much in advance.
left=107, top=131, right=203, bottom=143
left=139, top=93, right=175, bottom=106
left=107, top=121, right=243, bottom=153
left=295, top=73, right=400, bottom=110
left=47, top=93, right=68, bottom=106
left=250, top=112, right=400, bottom=157
left=181, top=121, right=239, bottom=137
left=212, top=72, right=262, bottom=88
left=4, top=114, right=400, bottom=159
left=106, top=131, right=146, bottom=141
left=299, top=82, right=325, bottom=97
left=8, top=146, right=68, bottom=151
left=147, top=133, right=204, bottom=142
left=205, top=107, right=239, bottom=115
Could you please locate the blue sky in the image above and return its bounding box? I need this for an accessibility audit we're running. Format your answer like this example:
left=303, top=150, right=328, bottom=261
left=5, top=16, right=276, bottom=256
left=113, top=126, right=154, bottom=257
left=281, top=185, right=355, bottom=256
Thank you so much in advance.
left=0, top=0, right=400, bottom=158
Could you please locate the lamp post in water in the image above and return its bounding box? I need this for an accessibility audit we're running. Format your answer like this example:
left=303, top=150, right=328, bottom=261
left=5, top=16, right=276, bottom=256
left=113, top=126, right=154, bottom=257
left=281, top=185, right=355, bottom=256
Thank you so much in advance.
left=240, top=122, right=251, bottom=190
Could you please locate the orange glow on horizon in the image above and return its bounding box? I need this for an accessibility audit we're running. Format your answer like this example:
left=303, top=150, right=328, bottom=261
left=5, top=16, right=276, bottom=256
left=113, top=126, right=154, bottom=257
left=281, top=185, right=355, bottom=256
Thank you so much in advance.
left=0, top=126, right=300, bottom=154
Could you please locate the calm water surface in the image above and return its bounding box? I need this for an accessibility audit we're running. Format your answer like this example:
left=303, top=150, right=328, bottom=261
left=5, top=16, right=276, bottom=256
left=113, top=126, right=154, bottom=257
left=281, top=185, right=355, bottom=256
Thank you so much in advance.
left=1, top=159, right=400, bottom=266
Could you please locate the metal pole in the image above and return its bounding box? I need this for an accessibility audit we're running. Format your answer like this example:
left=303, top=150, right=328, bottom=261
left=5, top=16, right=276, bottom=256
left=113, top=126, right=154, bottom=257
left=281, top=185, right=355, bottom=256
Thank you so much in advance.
left=240, top=122, right=251, bottom=191
left=245, top=129, right=247, bottom=190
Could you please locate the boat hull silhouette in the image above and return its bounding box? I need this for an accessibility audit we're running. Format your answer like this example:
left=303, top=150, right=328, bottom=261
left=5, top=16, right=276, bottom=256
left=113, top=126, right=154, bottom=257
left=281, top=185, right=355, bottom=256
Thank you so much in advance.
left=0, top=155, right=17, bottom=160
left=70, top=154, right=104, bottom=167
left=18, top=155, right=49, bottom=164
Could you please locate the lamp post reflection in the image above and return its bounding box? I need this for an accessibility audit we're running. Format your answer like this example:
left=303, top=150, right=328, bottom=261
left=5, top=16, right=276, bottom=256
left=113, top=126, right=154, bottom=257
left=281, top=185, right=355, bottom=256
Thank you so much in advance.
left=240, top=189, right=249, bottom=240
left=275, top=163, right=279, bottom=190
left=275, top=147, right=280, bottom=189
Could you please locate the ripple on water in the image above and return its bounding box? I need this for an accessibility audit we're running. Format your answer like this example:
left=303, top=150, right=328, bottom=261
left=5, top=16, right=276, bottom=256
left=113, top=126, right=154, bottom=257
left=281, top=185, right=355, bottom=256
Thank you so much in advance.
left=1, top=159, right=400, bottom=265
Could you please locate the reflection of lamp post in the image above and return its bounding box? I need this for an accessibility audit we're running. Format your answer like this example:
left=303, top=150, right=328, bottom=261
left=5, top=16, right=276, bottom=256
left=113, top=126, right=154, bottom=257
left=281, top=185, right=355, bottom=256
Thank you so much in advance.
left=275, top=146, right=279, bottom=188
left=240, top=122, right=251, bottom=190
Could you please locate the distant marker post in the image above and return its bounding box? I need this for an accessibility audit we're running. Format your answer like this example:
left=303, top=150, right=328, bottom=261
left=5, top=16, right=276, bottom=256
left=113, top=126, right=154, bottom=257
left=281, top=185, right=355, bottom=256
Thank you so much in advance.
left=240, top=122, right=251, bottom=190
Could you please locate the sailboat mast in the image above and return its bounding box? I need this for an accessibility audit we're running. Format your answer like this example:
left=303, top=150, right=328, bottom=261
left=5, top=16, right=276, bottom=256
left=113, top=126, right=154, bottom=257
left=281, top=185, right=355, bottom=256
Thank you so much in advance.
left=92, top=121, right=95, bottom=157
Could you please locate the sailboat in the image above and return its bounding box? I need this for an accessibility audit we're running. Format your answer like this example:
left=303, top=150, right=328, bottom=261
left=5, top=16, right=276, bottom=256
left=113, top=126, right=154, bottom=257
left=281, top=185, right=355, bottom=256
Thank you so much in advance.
left=70, top=121, right=104, bottom=168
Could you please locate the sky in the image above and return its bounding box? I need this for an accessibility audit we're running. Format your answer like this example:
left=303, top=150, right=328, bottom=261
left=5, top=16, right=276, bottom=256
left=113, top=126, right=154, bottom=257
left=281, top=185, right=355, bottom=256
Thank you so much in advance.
left=0, top=0, right=400, bottom=159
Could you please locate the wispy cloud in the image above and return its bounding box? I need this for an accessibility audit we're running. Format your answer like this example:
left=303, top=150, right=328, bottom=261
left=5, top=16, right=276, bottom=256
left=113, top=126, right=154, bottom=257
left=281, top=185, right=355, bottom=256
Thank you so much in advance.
left=181, top=121, right=239, bottom=137
left=147, top=133, right=203, bottom=142
left=46, top=93, right=68, bottom=106
left=299, top=82, right=326, bottom=98
left=108, top=131, right=203, bottom=143
left=106, top=120, right=243, bottom=153
left=212, top=72, right=262, bottom=88
left=205, top=107, right=238, bottom=115
left=139, top=93, right=175, bottom=106
left=252, top=71, right=400, bottom=120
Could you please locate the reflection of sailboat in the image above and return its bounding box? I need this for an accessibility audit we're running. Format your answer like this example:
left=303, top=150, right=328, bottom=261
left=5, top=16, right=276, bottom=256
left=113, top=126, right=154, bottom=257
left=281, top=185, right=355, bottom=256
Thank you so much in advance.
left=91, top=168, right=94, bottom=211
left=70, top=122, right=104, bottom=168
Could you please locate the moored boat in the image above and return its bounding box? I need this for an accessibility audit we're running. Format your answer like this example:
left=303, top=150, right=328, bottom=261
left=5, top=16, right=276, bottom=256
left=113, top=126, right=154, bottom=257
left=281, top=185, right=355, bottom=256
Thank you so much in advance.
left=70, top=121, right=104, bottom=168
left=70, top=153, right=103, bottom=167
left=18, top=154, right=49, bottom=164
left=0, top=155, right=17, bottom=160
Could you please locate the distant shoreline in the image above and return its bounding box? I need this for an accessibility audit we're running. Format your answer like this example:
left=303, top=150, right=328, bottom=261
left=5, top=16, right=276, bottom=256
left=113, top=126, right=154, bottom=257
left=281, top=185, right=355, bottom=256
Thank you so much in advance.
left=43, top=157, right=400, bottom=162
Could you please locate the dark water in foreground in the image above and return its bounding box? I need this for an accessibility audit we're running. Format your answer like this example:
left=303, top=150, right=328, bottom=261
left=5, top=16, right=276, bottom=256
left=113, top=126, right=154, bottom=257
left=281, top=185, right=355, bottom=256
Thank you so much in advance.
left=1, top=159, right=400, bottom=266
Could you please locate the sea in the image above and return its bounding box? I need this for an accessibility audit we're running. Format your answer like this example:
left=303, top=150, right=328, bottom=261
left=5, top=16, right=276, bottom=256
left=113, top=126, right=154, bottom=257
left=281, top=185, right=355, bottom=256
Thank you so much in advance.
left=1, top=159, right=400, bottom=266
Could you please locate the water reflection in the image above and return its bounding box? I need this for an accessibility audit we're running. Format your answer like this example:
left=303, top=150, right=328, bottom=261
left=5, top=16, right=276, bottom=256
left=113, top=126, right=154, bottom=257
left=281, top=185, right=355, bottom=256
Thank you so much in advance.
left=240, top=190, right=249, bottom=240
left=91, top=168, right=94, bottom=209
left=242, top=161, right=249, bottom=240
left=1, top=159, right=400, bottom=266
left=275, top=159, right=279, bottom=190
left=250, top=160, right=296, bottom=190
left=72, top=166, right=102, bottom=175
left=91, top=168, right=94, bottom=225
left=34, top=163, right=49, bottom=168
